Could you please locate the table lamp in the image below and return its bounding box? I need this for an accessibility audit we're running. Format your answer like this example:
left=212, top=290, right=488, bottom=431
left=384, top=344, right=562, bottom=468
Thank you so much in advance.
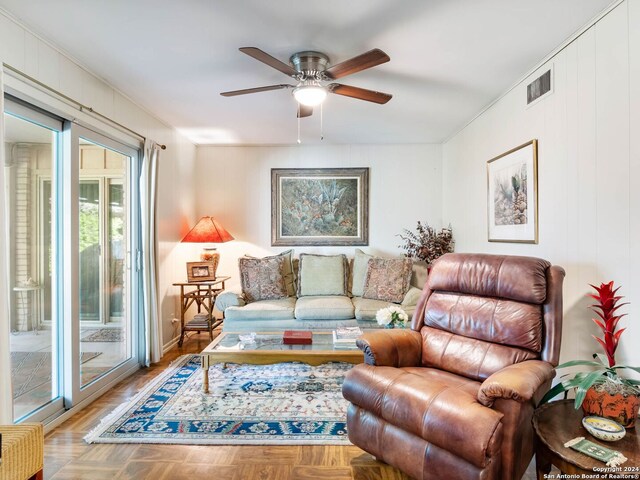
left=181, top=216, right=234, bottom=276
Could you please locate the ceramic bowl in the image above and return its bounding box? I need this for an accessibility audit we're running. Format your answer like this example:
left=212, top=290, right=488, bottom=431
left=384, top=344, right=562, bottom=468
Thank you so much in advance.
left=582, top=416, right=626, bottom=442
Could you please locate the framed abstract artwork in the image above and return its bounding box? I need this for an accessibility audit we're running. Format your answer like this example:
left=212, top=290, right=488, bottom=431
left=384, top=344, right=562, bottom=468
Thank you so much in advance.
left=271, top=168, right=369, bottom=246
left=487, top=140, right=538, bottom=243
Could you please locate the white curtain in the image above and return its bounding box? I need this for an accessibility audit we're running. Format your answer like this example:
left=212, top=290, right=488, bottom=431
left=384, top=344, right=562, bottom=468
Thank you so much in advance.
left=140, top=140, right=162, bottom=366
left=0, top=69, right=14, bottom=423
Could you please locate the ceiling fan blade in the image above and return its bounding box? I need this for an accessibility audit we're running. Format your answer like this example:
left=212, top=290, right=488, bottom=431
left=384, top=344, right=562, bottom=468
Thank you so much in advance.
left=220, top=84, right=293, bottom=97
left=297, top=104, right=313, bottom=118
left=328, top=83, right=392, bottom=104
left=324, top=48, right=390, bottom=80
left=239, top=47, right=299, bottom=77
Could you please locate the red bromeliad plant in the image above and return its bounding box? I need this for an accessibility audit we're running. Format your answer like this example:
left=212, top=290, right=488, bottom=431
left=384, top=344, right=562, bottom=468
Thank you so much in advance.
left=540, top=281, right=640, bottom=410
left=589, top=281, right=628, bottom=368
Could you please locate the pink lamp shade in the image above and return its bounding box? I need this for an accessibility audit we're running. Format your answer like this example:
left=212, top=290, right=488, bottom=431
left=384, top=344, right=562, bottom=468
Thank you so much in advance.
left=181, top=216, right=234, bottom=243
left=181, top=217, right=234, bottom=277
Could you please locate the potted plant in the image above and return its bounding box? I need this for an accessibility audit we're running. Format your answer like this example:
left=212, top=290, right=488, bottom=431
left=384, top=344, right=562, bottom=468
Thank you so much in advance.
left=397, top=221, right=454, bottom=266
left=540, top=281, right=640, bottom=427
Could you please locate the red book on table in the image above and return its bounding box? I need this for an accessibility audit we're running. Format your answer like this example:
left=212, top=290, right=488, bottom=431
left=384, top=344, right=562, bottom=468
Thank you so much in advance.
left=283, top=330, right=313, bottom=345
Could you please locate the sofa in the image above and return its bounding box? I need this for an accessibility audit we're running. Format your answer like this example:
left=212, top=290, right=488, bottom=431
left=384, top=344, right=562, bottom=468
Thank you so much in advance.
left=215, top=249, right=428, bottom=332
left=342, top=253, right=565, bottom=480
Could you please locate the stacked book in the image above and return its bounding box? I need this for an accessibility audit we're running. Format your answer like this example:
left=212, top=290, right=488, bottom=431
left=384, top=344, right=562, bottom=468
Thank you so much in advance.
left=332, top=326, right=363, bottom=349
left=187, top=313, right=210, bottom=327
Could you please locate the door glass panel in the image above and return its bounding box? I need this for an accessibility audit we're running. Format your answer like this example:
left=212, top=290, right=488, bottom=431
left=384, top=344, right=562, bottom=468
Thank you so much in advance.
left=79, top=140, right=131, bottom=388
left=43, top=180, right=53, bottom=323
left=108, top=182, right=124, bottom=320
left=79, top=181, right=100, bottom=322
left=4, top=112, right=59, bottom=421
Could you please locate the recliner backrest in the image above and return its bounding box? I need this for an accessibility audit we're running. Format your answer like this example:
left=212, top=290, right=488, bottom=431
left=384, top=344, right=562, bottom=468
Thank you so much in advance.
left=415, top=253, right=560, bottom=381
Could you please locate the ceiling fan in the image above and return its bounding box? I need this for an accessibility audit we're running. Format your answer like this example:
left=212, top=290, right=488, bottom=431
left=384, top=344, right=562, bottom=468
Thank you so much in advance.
left=221, top=47, right=392, bottom=118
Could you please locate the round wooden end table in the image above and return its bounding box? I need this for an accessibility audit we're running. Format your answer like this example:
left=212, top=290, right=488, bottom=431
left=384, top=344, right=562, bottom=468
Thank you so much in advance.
left=533, top=400, right=639, bottom=479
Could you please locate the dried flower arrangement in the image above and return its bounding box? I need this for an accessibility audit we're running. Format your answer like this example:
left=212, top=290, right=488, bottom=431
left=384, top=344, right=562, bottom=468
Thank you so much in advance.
left=397, top=221, right=454, bottom=265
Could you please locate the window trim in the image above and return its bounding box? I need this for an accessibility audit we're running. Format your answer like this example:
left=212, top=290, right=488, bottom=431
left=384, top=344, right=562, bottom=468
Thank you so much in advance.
left=3, top=72, right=143, bottom=151
left=4, top=95, right=64, bottom=131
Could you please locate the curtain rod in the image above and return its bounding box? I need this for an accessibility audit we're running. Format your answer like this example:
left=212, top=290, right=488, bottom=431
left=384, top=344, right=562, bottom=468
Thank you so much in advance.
left=2, top=63, right=166, bottom=150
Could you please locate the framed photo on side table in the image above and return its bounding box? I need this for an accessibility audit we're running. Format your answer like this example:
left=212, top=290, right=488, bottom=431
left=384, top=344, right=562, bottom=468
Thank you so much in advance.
left=271, top=167, right=369, bottom=246
left=186, top=261, right=217, bottom=282
left=487, top=139, right=538, bottom=243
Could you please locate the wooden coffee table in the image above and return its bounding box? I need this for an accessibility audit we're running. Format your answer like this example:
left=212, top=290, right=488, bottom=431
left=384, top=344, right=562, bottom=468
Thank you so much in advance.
left=533, top=400, right=640, bottom=479
left=200, top=331, right=364, bottom=393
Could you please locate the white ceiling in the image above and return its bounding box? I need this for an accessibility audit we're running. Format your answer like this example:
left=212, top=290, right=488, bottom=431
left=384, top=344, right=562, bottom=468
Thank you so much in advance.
left=0, top=0, right=614, bottom=145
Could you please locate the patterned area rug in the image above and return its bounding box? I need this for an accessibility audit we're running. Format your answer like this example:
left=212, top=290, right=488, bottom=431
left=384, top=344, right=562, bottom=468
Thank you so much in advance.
left=85, top=354, right=352, bottom=445
left=82, top=328, right=124, bottom=342
left=11, top=351, right=101, bottom=398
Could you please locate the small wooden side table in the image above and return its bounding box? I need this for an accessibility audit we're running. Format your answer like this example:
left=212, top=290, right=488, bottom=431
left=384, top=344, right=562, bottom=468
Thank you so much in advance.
left=173, top=276, right=230, bottom=347
left=533, top=400, right=639, bottom=479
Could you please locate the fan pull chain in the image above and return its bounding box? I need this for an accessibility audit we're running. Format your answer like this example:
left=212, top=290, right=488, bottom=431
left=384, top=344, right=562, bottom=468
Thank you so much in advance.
left=297, top=106, right=301, bottom=144
left=320, top=103, right=324, bottom=141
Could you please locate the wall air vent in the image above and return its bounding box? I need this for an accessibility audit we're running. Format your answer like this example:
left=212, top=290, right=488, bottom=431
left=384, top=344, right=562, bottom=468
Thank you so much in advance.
left=527, top=69, right=552, bottom=106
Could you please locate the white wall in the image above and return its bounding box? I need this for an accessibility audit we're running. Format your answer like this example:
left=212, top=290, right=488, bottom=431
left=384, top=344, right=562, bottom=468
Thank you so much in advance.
left=443, top=0, right=640, bottom=369
left=0, top=12, right=196, bottom=352
left=195, top=144, right=442, bottom=292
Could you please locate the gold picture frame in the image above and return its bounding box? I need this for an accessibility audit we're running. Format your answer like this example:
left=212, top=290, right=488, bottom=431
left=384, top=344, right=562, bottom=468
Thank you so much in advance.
left=186, top=261, right=217, bottom=282
left=487, top=139, right=538, bottom=243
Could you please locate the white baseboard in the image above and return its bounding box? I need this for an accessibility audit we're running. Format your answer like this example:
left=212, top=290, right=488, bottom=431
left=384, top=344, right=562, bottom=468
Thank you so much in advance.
left=163, top=335, right=180, bottom=354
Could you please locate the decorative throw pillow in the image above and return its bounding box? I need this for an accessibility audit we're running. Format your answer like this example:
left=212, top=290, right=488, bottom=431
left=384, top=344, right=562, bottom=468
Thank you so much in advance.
left=297, top=253, right=348, bottom=297
left=239, top=256, right=288, bottom=303
left=351, top=248, right=373, bottom=297
left=246, top=249, right=296, bottom=297
left=363, top=257, right=414, bottom=303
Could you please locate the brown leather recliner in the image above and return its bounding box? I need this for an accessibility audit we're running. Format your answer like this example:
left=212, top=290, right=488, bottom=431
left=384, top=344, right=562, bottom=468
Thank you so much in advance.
left=342, top=253, right=565, bottom=480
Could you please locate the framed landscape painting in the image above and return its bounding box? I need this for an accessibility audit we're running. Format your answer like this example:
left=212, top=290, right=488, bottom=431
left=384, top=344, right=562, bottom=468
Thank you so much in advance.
left=271, top=168, right=369, bottom=246
left=487, top=140, right=538, bottom=243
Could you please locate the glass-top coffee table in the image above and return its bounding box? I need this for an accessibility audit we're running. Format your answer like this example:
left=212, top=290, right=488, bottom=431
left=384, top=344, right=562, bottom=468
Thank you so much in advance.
left=200, top=331, right=364, bottom=393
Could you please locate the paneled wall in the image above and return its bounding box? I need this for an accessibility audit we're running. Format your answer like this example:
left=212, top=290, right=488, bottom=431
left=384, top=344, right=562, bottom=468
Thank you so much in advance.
left=0, top=12, right=197, bottom=350
left=3, top=2, right=636, bottom=367
left=443, top=1, right=640, bottom=367
left=195, top=144, right=443, bottom=292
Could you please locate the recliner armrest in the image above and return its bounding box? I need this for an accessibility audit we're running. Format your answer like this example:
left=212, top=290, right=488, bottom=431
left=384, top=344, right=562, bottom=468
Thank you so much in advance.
left=356, top=329, right=422, bottom=367
left=477, top=360, right=555, bottom=407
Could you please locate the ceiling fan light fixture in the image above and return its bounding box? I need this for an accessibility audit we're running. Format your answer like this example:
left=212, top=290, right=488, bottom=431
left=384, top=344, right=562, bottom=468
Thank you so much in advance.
left=223, top=47, right=392, bottom=115
left=293, top=85, right=327, bottom=107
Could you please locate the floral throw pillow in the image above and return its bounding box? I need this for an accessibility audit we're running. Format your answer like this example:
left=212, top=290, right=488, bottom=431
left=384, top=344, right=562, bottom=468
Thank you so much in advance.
left=362, top=257, right=413, bottom=303
left=239, top=256, right=288, bottom=303
left=245, top=249, right=296, bottom=297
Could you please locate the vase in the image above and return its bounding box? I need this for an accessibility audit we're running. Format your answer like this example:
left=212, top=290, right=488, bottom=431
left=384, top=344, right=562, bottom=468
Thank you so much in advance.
left=581, top=385, right=640, bottom=428
left=384, top=322, right=405, bottom=329
left=200, top=248, right=220, bottom=277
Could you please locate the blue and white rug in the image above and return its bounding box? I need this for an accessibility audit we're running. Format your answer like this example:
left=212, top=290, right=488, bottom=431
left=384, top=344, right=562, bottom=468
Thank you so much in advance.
left=85, top=354, right=352, bottom=445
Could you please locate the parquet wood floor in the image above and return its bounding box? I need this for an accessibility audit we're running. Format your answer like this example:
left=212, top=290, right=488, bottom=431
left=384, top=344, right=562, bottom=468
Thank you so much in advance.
left=44, top=330, right=542, bottom=480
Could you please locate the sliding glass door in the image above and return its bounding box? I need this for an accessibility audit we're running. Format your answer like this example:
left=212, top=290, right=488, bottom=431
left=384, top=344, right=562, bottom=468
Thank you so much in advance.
left=4, top=99, right=63, bottom=422
left=4, top=97, right=141, bottom=422
left=77, top=135, right=134, bottom=390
